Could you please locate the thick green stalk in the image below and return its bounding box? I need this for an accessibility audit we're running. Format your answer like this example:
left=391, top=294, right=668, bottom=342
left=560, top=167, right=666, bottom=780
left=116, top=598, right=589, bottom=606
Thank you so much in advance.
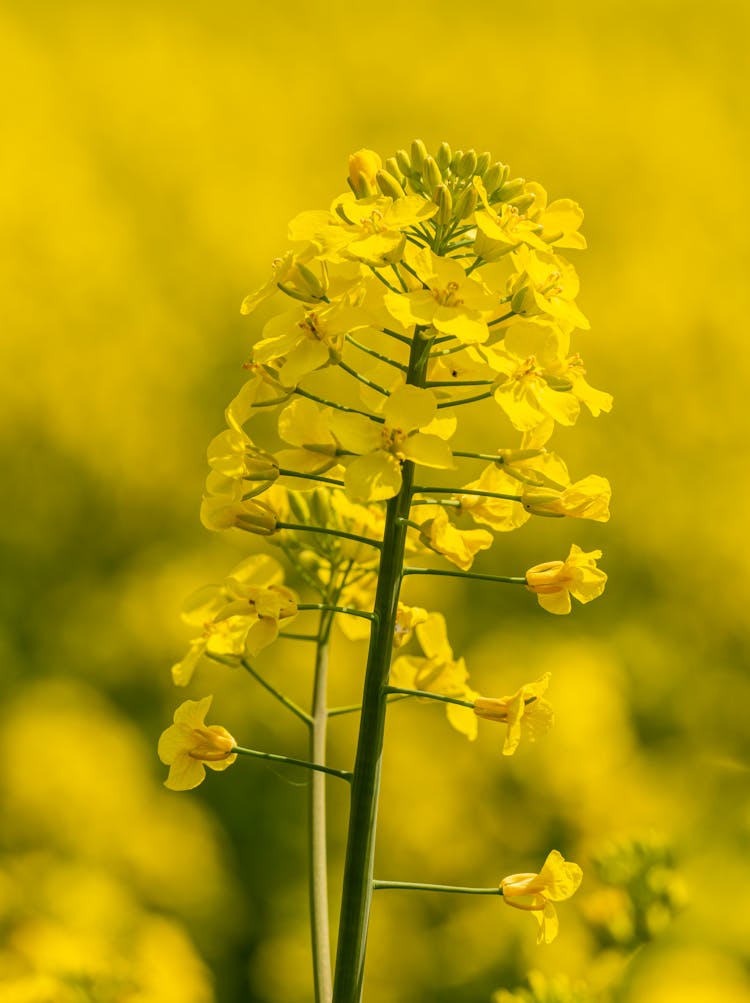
left=332, top=330, right=433, bottom=1003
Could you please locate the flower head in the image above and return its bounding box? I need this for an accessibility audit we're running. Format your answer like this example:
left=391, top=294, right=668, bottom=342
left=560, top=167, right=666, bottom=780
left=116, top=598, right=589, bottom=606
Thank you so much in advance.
left=158, top=696, right=237, bottom=791
left=473, top=673, right=554, bottom=755
left=525, top=544, right=607, bottom=614
left=501, top=850, right=583, bottom=944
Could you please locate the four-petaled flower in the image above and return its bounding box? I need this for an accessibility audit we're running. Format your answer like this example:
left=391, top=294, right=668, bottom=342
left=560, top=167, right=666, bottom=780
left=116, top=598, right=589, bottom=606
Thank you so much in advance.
left=525, top=544, right=607, bottom=614
left=158, top=696, right=237, bottom=791
left=501, top=850, right=583, bottom=944
left=473, top=673, right=554, bottom=755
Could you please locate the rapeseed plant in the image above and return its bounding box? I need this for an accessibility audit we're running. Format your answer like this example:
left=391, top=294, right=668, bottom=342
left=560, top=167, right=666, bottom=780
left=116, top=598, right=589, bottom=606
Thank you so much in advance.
left=160, top=140, right=611, bottom=1003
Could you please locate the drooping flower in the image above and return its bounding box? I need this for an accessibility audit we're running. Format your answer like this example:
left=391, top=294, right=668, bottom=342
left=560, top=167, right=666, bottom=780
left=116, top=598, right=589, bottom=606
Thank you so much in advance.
left=158, top=696, right=237, bottom=791
left=525, top=544, right=607, bottom=614
left=521, top=475, right=611, bottom=522
left=171, top=554, right=297, bottom=686
left=330, top=385, right=454, bottom=502
left=417, top=505, right=494, bottom=570
left=501, top=850, right=583, bottom=944
left=390, top=612, right=478, bottom=739
left=473, top=673, right=554, bottom=755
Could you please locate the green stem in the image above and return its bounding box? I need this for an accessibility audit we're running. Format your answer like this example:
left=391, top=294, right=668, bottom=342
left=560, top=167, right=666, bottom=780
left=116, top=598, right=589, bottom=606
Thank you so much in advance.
left=239, top=658, right=313, bottom=726
left=232, top=746, right=351, bottom=782
left=402, top=568, right=526, bottom=586
left=278, top=468, right=345, bottom=487
left=327, top=694, right=410, bottom=718
left=412, top=486, right=523, bottom=503
left=488, top=309, right=515, bottom=327
left=436, top=390, right=494, bottom=409
left=339, top=361, right=390, bottom=396
left=373, top=880, right=503, bottom=896
left=276, top=523, right=383, bottom=551
left=295, top=387, right=385, bottom=423
left=310, top=610, right=333, bottom=1003
left=345, top=335, right=408, bottom=372
left=332, top=328, right=433, bottom=1003
left=383, top=685, right=477, bottom=710
left=298, top=604, right=377, bottom=622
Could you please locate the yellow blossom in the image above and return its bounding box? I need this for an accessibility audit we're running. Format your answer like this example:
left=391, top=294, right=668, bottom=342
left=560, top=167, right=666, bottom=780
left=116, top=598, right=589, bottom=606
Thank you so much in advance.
left=330, top=385, right=454, bottom=502
left=525, top=544, right=607, bottom=614
left=521, top=475, right=611, bottom=522
left=390, top=612, right=478, bottom=739
left=418, top=505, right=493, bottom=570
left=501, top=850, right=583, bottom=944
left=473, top=673, right=554, bottom=755
left=348, top=148, right=383, bottom=195
left=158, top=696, right=237, bottom=791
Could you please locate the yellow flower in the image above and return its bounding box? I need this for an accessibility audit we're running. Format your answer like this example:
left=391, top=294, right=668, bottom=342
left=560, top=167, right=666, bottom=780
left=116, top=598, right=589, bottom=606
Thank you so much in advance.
left=501, top=850, right=583, bottom=944
left=521, top=475, right=611, bottom=522
left=384, top=244, right=499, bottom=344
left=171, top=554, right=297, bottom=686
left=473, top=673, right=554, bottom=755
left=330, top=385, right=454, bottom=502
left=276, top=398, right=340, bottom=479
left=393, top=602, right=429, bottom=648
left=390, top=612, right=477, bottom=739
left=158, top=696, right=237, bottom=791
left=418, top=505, right=493, bottom=570
left=525, top=544, right=607, bottom=614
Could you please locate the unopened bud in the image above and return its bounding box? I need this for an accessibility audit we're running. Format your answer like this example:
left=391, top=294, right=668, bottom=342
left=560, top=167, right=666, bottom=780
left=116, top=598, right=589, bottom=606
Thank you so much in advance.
left=410, top=139, right=428, bottom=172
left=384, top=156, right=404, bottom=182
left=450, top=149, right=464, bottom=172
left=348, top=148, right=382, bottom=197
left=483, top=162, right=507, bottom=194
left=296, top=261, right=326, bottom=299
left=453, top=185, right=478, bottom=220
left=422, top=156, right=442, bottom=194
left=288, top=492, right=311, bottom=524
left=395, top=148, right=412, bottom=176
left=475, top=151, right=492, bottom=176
left=496, top=178, right=526, bottom=202
left=436, top=141, right=452, bottom=172
left=457, top=149, right=477, bottom=179
left=509, top=192, right=536, bottom=214
left=376, top=169, right=406, bottom=199
left=433, top=184, right=453, bottom=224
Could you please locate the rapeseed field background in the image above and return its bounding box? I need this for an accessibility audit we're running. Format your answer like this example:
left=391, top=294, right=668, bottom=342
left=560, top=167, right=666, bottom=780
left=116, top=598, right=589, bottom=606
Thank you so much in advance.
left=2, top=2, right=748, bottom=1000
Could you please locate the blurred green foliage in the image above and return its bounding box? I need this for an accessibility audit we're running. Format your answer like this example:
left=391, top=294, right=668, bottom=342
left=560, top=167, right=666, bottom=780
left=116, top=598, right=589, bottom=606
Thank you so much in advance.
left=2, top=1, right=749, bottom=1000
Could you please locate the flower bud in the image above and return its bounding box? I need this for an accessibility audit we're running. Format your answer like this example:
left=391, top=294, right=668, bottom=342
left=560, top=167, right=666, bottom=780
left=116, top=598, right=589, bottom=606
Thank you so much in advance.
left=384, top=157, right=404, bottom=184
left=395, top=148, right=412, bottom=176
left=422, top=156, right=442, bottom=194
left=348, top=148, right=382, bottom=197
left=482, top=162, right=506, bottom=194
left=450, top=149, right=464, bottom=172
left=457, top=149, right=477, bottom=179
left=436, top=141, right=452, bottom=172
left=376, top=169, right=406, bottom=199
left=453, top=185, right=477, bottom=220
left=410, top=139, right=428, bottom=172
left=433, top=184, right=453, bottom=225
left=475, top=151, right=492, bottom=176
left=295, top=261, right=327, bottom=300
left=496, top=177, right=526, bottom=202
left=509, top=192, right=536, bottom=214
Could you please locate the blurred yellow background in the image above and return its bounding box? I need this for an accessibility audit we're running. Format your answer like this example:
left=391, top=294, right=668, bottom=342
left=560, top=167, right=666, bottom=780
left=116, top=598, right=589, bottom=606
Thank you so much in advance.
left=2, top=1, right=749, bottom=1001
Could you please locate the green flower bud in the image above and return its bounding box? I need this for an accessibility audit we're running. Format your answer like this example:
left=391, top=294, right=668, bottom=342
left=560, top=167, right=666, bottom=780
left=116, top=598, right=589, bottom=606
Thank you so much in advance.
left=422, top=155, right=442, bottom=194
left=483, top=162, right=507, bottom=194
left=295, top=261, right=327, bottom=300
left=433, top=184, right=453, bottom=225
left=450, top=149, right=464, bottom=172
left=457, top=149, right=477, bottom=179
left=453, top=185, right=477, bottom=220
left=436, top=141, right=452, bottom=172
left=288, top=491, right=311, bottom=524
left=475, top=151, right=492, bottom=176
left=384, top=156, right=404, bottom=183
left=509, top=192, right=536, bottom=213
left=376, top=169, right=406, bottom=199
left=410, top=139, right=428, bottom=172
left=496, top=177, right=526, bottom=202
left=395, top=148, right=412, bottom=176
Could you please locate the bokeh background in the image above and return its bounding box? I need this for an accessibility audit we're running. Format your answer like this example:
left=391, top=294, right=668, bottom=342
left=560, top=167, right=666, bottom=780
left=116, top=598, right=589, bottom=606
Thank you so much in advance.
left=2, top=1, right=749, bottom=1000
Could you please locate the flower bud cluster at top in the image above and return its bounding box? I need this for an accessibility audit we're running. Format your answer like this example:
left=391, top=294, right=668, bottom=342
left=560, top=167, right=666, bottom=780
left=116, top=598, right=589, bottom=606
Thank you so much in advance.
left=170, top=139, right=612, bottom=747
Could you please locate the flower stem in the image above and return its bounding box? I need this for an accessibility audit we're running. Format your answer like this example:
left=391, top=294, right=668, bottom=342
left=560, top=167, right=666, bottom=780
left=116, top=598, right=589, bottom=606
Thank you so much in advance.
left=295, top=387, right=385, bottom=423
left=402, top=568, right=526, bottom=585
left=310, top=609, right=334, bottom=1003
left=372, top=880, right=503, bottom=896
left=276, top=523, right=383, bottom=551
left=239, top=658, right=313, bottom=727
left=332, top=329, right=433, bottom=1003
left=232, top=746, right=351, bottom=781
left=382, top=685, right=476, bottom=710
left=297, top=604, right=378, bottom=622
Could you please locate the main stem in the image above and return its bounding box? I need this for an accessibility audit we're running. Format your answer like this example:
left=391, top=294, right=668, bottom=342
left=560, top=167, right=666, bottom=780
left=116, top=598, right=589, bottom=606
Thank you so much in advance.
left=332, top=330, right=433, bottom=1003
left=310, top=609, right=333, bottom=1003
